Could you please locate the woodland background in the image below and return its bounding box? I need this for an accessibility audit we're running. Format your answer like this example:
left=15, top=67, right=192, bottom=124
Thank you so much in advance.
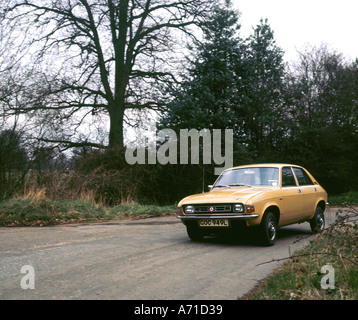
left=1, top=0, right=357, bottom=205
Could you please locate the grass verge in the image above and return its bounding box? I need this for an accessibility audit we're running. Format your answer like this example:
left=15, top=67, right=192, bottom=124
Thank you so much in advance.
left=243, top=206, right=358, bottom=300
left=0, top=191, right=176, bottom=227
left=328, top=191, right=358, bottom=206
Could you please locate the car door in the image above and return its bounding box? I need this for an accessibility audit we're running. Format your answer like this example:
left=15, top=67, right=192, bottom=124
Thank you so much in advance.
left=292, top=167, right=317, bottom=219
left=279, top=166, right=304, bottom=225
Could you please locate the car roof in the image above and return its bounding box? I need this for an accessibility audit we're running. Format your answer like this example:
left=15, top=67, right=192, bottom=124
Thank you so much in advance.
left=227, top=163, right=302, bottom=170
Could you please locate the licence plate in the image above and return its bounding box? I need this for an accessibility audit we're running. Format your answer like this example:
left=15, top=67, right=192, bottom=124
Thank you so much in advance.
left=199, top=219, right=229, bottom=227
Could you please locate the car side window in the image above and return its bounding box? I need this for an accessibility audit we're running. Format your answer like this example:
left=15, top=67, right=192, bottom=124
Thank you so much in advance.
left=282, top=167, right=297, bottom=187
left=292, top=167, right=313, bottom=185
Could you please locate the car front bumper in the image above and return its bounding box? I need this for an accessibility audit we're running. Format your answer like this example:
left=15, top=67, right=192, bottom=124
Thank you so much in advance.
left=177, top=214, right=259, bottom=220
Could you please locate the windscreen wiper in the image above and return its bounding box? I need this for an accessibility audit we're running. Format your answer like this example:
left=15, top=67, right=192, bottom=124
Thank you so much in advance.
left=228, top=183, right=251, bottom=187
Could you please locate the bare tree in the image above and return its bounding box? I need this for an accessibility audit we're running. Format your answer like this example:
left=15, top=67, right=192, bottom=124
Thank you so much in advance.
left=1, top=0, right=212, bottom=149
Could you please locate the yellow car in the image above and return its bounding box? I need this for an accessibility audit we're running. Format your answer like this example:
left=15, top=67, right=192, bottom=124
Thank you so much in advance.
left=177, top=164, right=327, bottom=246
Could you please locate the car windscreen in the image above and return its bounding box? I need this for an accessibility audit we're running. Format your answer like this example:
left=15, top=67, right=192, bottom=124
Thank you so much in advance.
left=214, top=167, right=279, bottom=187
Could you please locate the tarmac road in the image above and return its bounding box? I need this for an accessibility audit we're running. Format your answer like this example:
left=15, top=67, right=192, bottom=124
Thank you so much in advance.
left=0, top=207, right=337, bottom=300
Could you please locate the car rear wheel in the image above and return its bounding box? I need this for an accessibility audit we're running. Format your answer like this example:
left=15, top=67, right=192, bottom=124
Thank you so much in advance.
left=260, top=212, right=277, bottom=246
left=310, top=206, right=325, bottom=233
left=186, top=225, right=204, bottom=241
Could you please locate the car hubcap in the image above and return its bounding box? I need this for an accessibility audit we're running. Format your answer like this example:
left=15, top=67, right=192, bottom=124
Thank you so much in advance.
left=317, top=213, right=325, bottom=231
left=268, top=219, right=276, bottom=241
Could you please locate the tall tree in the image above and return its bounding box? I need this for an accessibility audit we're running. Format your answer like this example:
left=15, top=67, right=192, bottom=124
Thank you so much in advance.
left=239, top=18, right=286, bottom=158
left=1, top=0, right=212, bottom=149
left=160, top=14, right=287, bottom=162
left=286, top=45, right=358, bottom=192
left=160, top=0, right=242, bottom=131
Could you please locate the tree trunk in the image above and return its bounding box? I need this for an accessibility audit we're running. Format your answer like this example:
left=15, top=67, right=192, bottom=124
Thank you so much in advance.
left=108, top=103, right=125, bottom=148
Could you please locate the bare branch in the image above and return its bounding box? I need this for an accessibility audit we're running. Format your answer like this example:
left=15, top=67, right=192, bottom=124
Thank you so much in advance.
left=1, top=0, right=213, bottom=148
left=38, top=138, right=107, bottom=150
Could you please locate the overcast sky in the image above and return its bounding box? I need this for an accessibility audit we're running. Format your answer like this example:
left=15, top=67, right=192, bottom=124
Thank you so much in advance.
left=234, top=0, right=358, bottom=63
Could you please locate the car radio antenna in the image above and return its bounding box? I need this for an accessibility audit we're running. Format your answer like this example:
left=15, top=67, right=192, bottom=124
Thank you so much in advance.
left=202, top=164, right=205, bottom=193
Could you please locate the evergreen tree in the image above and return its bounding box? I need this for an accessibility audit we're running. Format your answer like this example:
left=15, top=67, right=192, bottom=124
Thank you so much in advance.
left=160, top=12, right=287, bottom=163
left=160, top=0, right=243, bottom=131
left=239, top=19, right=286, bottom=158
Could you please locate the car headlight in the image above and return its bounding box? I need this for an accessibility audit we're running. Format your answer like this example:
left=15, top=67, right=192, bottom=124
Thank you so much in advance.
left=185, top=205, right=195, bottom=214
left=233, top=203, right=244, bottom=213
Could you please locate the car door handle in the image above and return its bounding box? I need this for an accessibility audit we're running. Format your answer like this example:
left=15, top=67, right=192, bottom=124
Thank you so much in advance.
left=313, top=188, right=317, bottom=192
left=298, top=189, right=302, bottom=193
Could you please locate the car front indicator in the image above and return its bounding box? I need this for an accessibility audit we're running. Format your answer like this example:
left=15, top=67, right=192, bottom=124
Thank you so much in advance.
left=246, top=205, right=255, bottom=213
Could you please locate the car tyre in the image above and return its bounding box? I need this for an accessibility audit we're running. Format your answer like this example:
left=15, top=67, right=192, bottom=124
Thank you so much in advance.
left=186, top=225, right=204, bottom=241
left=260, top=212, right=277, bottom=246
left=310, top=206, right=325, bottom=233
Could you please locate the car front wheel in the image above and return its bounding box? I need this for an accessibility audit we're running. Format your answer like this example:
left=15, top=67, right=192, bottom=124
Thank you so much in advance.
left=260, top=212, right=277, bottom=246
left=310, top=207, right=325, bottom=233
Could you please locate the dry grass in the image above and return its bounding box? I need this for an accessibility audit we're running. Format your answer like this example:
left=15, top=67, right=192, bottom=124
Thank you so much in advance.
left=244, top=207, right=358, bottom=300
left=0, top=189, right=176, bottom=227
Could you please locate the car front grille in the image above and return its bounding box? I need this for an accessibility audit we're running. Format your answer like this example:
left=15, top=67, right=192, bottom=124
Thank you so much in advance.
left=193, top=204, right=232, bottom=214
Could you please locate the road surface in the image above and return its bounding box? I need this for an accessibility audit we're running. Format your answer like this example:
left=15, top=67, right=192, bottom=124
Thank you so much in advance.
left=0, top=207, right=337, bottom=300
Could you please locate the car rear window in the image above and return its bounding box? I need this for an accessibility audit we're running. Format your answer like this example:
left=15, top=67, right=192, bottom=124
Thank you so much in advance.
left=292, top=167, right=313, bottom=185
